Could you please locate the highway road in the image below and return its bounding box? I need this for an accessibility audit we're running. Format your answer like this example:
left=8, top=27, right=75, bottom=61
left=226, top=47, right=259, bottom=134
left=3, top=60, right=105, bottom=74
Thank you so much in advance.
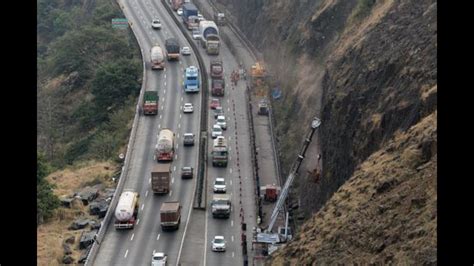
left=93, top=0, right=257, bottom=265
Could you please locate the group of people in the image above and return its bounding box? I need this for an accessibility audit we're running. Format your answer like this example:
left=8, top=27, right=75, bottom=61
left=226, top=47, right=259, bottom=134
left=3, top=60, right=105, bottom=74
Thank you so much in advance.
left=231, top=64, right=247, bottom=86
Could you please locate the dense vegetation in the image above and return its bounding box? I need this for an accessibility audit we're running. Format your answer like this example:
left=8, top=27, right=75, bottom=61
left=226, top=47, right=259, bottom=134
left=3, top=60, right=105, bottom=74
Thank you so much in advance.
left=37, top=0, right=142, bottom=168
left=37, top=0, right=142, bottom=225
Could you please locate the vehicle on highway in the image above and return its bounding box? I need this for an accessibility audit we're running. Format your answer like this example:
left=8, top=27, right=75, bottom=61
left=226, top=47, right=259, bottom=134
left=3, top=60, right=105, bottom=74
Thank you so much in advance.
left=171, top=0, right=182, bottom=11
left=210, top=60, right=224, bottom=79
left=192, top=28, right=201, bottom=40
left=183, top=133, right=195, bottom=146
left=211, top=124, right=223, bottom=138
left=197, top=13, right=204, bottom=21
left=177, top=7, right=183, bottom=16
left=181, top=166, right=193, bottom=179
left=212, top=136, right=228, bottom=167
left=211, top=78, right=225, bottom=96
left=213, top=177, right=226, bottom=193
left=160, top=201, right=182, bottom=231
left=211, top=195, right=231, bottom=218
left=210, top=98, right=220, bottom=109
left=151, top=252, right=167, bottom=266
left=152, top=19, right=162, bottom=29
left=214, top=106, right=224, bottom=119
left=151, top=163, right=171, bottom=194
left=182, top=3, right=198, bottom=29
left=165, top=38, right=180, bottom=61
left=143, top=91, right=159, bottom=115
left=114, top=190, right=139, bottom=229
left=151, top=45, right=165, bottom=70
left=155, top=129, right=175, bottom=161
left=181, top=46, right=191, bottom=55
left=184, top=66, right=200, bottom=92
left=211, top=236, right=226, bottom=252
left=199, top=20, right=220, bottom=55
left=216, top=115, right=227, bottom=130
left=183, top=103, right=194, bottom=113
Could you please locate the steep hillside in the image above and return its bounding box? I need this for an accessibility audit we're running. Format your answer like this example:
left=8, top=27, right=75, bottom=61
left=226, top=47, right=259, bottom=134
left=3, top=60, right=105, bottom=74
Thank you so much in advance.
left=268, top=112, right=437, bottom=265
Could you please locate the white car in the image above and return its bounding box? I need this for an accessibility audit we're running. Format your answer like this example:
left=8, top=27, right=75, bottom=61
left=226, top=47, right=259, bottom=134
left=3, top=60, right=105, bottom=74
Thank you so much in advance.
left=183, top=103, right=194, bottom=113
left=216, top=115, right=227, bottom=130
left=181, top=46, right=191, bottom=55
left=151, top=19, right=162, bottom=29
left=213, top=177, right=226, bottom=193
left=177, top=8, right=183, bottom=16
left=197, top=13, right=204, bottom=21
left=151, top=252, right=167, bottom=266
left=211, top=124, right=222, bottom=138
left=211, top=236, right=226, bottom=252
left=192, top=29, right=201, bottom=40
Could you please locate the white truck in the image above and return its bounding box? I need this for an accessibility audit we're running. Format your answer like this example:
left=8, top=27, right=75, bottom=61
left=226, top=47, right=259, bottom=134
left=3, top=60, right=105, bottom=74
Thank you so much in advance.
left=151, top=45, right=165, bottom=70
left=198, top=20, right=220, bottom=55
left=155, top=129, right=175, bottom=162
left=211, top=195, right=231, bottom=218
left=211, top=136, right=228, bottom=167
left=114, top=190, right=139, bottom=229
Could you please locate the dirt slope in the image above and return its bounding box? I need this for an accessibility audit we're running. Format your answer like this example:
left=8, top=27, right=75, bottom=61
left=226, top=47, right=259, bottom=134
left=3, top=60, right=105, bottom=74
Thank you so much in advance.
left=268, top=112, right=437, bottom=265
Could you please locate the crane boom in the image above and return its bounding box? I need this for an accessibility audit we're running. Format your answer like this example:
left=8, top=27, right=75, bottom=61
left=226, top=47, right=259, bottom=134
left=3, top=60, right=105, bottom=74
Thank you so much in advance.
left=267, top=117, right=321, bottom=233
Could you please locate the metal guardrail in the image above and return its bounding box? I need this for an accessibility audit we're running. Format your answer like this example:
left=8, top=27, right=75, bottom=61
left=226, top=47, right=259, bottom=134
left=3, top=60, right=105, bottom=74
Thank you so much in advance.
left=160, top=0, right=209, bottom=210
left=84, top=1, right=148, bottom=263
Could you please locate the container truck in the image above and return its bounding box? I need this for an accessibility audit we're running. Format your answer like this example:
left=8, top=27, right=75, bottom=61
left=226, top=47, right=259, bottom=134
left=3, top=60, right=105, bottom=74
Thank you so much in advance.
left=165, top=38, right=180, bottom=61
left=155, top=129, right=175, bottom=161
left=210, top=60, right=223, bottom=79
left=211, top=78, right=225, bottom=96
left=160, top=201, right=181, bottom=231
left=199, top=20, right=220, bottom=55
left=184, top=66, right=200, bottom=93
left=143, top=91, right=158, bottom=115
left=114, top=190, right=139, bottom=229
left=151, top=163, right=171, bottom=194
left=171, top=0, right=182, bottom=10
left=151, top=45, right=165, bottom=70
left=182, top=3, right=198, bottom=29
left=211, top=136, right=228, bottom=167
left=211, top=195, right=231, bottom=218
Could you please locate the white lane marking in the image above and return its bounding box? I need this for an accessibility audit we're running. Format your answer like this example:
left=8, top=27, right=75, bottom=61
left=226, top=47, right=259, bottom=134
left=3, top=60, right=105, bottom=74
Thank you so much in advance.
left=229, top=155, right=232, bottom=161
left=232, top=252, right=235, bottom=258
left=137, top=219, right=140, bottom=225
left=178, top=123, right=181, bottom=128
left=228, top=108, right=230, bottom=112
left=229, top=146, right=232, bottom=151
left=231, top=235, right=234, bottom=242
left=164, top=89, right=166, bottom=94
left=153, top=249, right=156, bottom=254
left=161, top=105, right=164, bottom=110
left=149, top=177, right=151, bottom=184
left=177, top=133, right=180, bottom=138
left=181, top=97, right=183, bottom=101
left=176, top=144, right=179, bottom=150
left=130, top=233, right=134, bottom=241
left=164, top=81, right=167, bottom=87
left=170, top=190, right=173, bottom=196
left=172, top=177, right=175, bottom=184
left=229, top=136, right=232, bottom=141
left=124, top=249, right=129, bottom=258
left=227, top=99, right=230, bottom=103
left=230, top=180, right=232, bottom=186
left=174, top=166, right=176, bottom=171
left=231, top=220, right=234, bottom=227
left=158, top=124, right=161, bottom=128
left=179, top=61, right=182, bottom=65
left=157, top=234, right=160, bottom=240
left=145, top=190, right=149, bottom=197
left=164, top=74, right=166, bottom=79
left=141, top=204, right=145, bottom=210
left=230, top=168, right=233, bottom=174
left=160, top=114, right=162, bottom=119
left=180, top=114, right=182, bottom=119
left=175, top=154, right=178, bottom=160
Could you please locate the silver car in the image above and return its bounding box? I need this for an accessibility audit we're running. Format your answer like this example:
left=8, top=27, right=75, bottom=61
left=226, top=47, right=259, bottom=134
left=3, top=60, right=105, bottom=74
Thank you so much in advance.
left=216, top=115, right=227, bottom=130
left=151, top=252, right=167, bottom=266
left=213, top=177, right=226, bottom=193
left=211, top=236, right=226, bottom=252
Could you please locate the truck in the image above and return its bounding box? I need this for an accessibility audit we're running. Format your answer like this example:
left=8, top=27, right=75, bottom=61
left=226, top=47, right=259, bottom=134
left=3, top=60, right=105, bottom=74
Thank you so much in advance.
left=184, top=66, right=200, bottom=93
left=211, top=195, right=231, bottom=218
left=211, top=136, right=228, bottom=167
left=211, top=78, right=225, bottom=96
left=210, top=60, right=223, bottom=79
left=199, top=20, right=220, bottom=55
left=151, top=45, right=165, bottom=70
left=171, top=0, right=182, bottom=11
left=143, top=91, right=159, bottom=115
left=182, top=3, right=198, bottom=29
left=214, top=12, right=226, bottom=26
left=151, top=163, right=171, bottom=194
left=155, top=129, right=175, bottom=161
left=165, top=38, right=180, bottom=61
left=160, top=201, right=181, bottom=231
left=114, top=190, right=139, bottom=229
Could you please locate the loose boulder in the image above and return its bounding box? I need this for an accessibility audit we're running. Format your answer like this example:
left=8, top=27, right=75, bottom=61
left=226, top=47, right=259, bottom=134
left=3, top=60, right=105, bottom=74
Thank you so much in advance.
left=65, top=235, right=75, bottom=244
left=63, top=243, right=72, bottom=255
left=78, top=249, right=90, bottom=263
left=68, top=218, right=90, bottom=230
left=89, top=200, right=109, bottom=216
left=79, top=230, right=97, bottom=249
left=62, top=255, right=74, bottom=264
left=77, top=186, right=99, bottom=205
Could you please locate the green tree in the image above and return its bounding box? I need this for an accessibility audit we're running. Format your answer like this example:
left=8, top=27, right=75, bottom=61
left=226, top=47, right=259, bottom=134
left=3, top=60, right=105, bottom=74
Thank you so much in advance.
left=37, top=153, right=60, bottom=225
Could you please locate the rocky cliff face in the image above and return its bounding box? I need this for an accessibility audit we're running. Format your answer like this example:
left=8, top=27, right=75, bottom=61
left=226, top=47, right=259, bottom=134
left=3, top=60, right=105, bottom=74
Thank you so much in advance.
left=217, top=0, right=437, bottom=263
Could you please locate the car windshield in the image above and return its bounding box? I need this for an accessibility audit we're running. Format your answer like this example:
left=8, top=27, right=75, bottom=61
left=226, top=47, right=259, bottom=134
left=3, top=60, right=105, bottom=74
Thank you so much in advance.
left=215, top=180, right=225, bottom=185
left=213, top=127, right=222, bottom=132
left=214, top=238, right=224, bottom=243
left=153, top=255, right=164, bottom=260
left=217, top=118, right=225, bottom=123
left=183, top=167, right=191, bottom=171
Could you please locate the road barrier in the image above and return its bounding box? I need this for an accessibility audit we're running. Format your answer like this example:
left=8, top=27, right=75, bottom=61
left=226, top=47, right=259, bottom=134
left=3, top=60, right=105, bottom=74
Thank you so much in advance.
left=84, top=1, right=148, bottom=264
left=160, top=0, right=209, bottom=210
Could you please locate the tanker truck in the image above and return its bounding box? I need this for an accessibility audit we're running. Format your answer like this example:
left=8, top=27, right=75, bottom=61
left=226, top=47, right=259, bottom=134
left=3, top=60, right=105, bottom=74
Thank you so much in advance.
left=155, top=129, right=175, bottom=161
left=114, top=190, right=139, bottom=229
left=199, top=20, right=220, bottom=55
left=211, top=136, right=228, bottom=167
left=151, top=45, right=165, bottom=70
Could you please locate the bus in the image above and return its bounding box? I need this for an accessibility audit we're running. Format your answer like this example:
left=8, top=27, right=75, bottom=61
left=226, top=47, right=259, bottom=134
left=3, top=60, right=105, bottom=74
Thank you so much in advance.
left=184, top=66, right=200, bottom=93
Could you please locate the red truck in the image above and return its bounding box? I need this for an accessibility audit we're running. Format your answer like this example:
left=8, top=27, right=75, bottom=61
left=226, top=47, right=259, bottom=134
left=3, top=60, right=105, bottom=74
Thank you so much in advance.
left=143, top=91, right=158, bottom=115
left=210, top=60, right=223, bottom=79
left=211, top=78, right=225, bottom=96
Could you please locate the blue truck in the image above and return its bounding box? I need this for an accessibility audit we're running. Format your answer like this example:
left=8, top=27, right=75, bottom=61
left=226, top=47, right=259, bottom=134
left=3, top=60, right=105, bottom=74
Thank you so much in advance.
left=182, top=3, right=198, bottom=30
left=184, top=66, right=199, bottom=93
